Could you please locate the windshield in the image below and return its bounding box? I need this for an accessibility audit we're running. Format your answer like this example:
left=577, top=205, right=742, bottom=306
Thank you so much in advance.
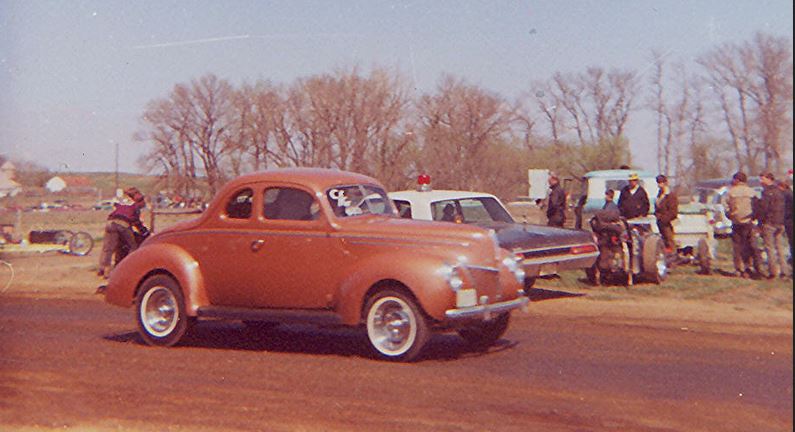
left=430, top=197, right=514, bottom=224
left=327, top=184, right=395, bottom=218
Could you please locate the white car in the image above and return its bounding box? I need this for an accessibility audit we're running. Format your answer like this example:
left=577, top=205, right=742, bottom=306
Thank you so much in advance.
left=388, top=180, right=599, bottom=293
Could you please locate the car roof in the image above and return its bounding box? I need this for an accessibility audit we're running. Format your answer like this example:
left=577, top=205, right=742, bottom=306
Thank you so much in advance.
left=584, top=169, right=656, bottom=179
left=224, top=168, right=381, bottom=192
left=388, top=189, right=497, bottom=203
left=696, top=177, right=762, bottom=189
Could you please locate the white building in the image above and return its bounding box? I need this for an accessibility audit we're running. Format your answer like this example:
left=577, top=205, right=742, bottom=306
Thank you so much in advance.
left=45, top=176, right=67, bottom=193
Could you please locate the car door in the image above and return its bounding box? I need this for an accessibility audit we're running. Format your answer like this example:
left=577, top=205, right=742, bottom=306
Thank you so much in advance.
left=244, top=185, right=346, bottom=309
left=191, top=185, right=263, bottom=307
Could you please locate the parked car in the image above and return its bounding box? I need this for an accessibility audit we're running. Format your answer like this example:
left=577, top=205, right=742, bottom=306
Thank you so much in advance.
left=388, top=176, right=599, bottom=293
left=92, top=199, right=118, bottom=211
left=102, top=168, right=528, bottom=362
left=578, top=169, right=716, bottom=273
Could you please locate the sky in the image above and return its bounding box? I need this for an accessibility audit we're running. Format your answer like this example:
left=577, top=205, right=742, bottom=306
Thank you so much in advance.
left=0, top=0, right=792, bottom=174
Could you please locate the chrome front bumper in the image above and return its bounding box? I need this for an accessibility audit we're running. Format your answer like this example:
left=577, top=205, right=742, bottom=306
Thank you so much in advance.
left=444, top=296, right=529, bottom=321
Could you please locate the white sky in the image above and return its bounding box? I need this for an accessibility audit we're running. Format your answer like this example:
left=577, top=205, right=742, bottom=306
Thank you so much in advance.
left=1, top=0, right=792, bottom=173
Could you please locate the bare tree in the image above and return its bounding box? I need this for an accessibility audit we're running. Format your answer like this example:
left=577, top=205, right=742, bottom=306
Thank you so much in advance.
left=699, top=32, right=793, bottom=173
left=417, top=75, right=518, bottom=193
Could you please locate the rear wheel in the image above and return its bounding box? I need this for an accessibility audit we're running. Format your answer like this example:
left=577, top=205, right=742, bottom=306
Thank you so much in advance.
left=642, top=236, right=667, bottom=284
left=364, top=289, right=429, bottom=362
left=68, top=231, right=94, bottom=256
left=457, top=313, right=510, bottom=348
left=135, top=275, right=190, bottom=347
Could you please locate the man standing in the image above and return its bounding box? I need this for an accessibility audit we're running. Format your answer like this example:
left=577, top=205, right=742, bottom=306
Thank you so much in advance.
left=778, top=180, right=793, bottom=254
left=546, top=174, right=566, bottom=227
left=726, top=172, right=758, bottom=278
left=757, top=173, right=788, bottom=279
left=654, top=175, right=678, bottom=253
left=618, top=172, right=650, bottom=219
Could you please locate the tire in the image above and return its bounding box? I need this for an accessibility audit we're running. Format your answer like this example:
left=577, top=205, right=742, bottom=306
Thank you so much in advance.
left=364, top=289, right=429, bottom=362
left=522, top=277, right=536, bottom=295
left=642, top=235, right=667, bottom=284
left=697, top=238, right=712, bottom=275
left=68, top=231, right=94, bottom=256
left=135, top=274, right=190, bottom=347
left=457, top=313, right=510, bottom=348
left=54, top=230, right=74, bottom=245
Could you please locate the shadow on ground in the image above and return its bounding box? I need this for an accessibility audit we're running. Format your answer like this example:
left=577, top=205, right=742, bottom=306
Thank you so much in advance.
left=103, top=320, right=519, bottom=362
left=526, top=287, right=585, bottom=302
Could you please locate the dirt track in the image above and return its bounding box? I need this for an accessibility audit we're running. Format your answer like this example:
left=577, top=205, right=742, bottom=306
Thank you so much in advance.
left=0, top=252, right=792, bottom=431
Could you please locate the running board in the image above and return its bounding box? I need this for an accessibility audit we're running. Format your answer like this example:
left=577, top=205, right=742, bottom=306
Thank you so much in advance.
left=196, top=306, right=343, bottom=326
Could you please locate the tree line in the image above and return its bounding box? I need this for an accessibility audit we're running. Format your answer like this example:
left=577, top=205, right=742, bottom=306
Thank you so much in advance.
left=136, top=31, right=792, bottom=200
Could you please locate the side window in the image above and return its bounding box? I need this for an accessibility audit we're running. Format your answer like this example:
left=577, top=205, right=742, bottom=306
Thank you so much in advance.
left=393, top=200, right=412, bottom=219
left=263, top=187, right=319, bottom=221
left=225, top=188, right=253, bottom=219
left=431, top=200, right=461, bottom=222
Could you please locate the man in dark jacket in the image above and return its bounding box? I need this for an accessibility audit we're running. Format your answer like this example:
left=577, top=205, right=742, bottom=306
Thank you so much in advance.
left=757, top=173, right=788, bottom=278
left=618, top=172, right=650, bottom=219
left=654, top=175, right=678, bottom=253
left=778, top=180, right=793, bottom=254
left=546, top=174, right=566, bottom=227
left=98, top=187, right=146, bottom=278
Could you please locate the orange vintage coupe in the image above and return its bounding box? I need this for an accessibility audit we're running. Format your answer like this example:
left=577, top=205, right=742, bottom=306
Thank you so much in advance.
left=103, top=168, right=528, bottom=361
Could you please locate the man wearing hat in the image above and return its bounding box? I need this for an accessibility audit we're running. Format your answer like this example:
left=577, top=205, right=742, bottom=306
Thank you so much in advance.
left=618, top=172, right=650, bottom=220
left=654, top=175, right=678, bottom=253
left=546, top=173, right=566, bottom=227
left=726, top=172, right=761, bottom=278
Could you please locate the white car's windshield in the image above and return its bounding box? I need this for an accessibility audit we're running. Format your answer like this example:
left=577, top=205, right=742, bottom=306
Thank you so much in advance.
left=327, top=184, right=395, bottom=217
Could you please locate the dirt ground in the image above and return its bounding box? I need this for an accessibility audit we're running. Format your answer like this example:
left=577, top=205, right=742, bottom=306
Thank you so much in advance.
left=0, top=248, right=792, bottom=431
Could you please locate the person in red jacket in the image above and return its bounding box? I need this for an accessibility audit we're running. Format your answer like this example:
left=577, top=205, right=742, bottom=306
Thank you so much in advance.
left=97, top=187, right=146, bottom=278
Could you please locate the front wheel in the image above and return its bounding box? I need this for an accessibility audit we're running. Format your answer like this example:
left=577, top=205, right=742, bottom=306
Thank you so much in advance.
left=457, top=313, right=510, bottom=348
left=364, top=289, right=429, bottom=362
left=642, top=236, right=668, bottom=284
left=68, top=231, right=94, bottom=256
left=135, top=274, right=190, bottom=347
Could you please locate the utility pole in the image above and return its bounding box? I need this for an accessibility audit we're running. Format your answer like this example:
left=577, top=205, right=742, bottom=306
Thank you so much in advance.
left=114, top=140, right=119, bottom=193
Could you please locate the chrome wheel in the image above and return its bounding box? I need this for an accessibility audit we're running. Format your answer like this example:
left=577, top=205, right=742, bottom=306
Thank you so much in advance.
left=140, top=286, right=178, bottom=338
left=367, top=296, right=417, bottom=357
left=655, top=249, right=668, bottom=279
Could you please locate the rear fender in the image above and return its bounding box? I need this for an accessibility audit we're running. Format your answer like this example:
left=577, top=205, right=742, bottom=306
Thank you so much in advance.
left=104, top=243, right=207, bottom=316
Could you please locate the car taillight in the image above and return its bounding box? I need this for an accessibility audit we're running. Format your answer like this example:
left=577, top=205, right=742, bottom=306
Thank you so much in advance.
left=708, top=219, right=716, bottom=225
left=570, top=244, right=597, bottom=254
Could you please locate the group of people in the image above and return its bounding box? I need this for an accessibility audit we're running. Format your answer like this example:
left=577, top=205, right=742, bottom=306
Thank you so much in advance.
left=546, top=170, right=793, bottom=279
left=726, top=172, right=791, bottom=280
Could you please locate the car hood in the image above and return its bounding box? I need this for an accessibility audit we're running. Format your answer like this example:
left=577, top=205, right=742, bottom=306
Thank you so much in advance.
left=475, top=221, right=594, bottom=251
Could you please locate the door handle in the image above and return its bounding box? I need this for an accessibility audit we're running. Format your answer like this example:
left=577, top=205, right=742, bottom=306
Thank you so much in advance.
left=250, top=239, right=265, bottom=252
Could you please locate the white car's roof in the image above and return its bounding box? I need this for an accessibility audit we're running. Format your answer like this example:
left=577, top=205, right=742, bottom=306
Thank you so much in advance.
left=388, top=189, right=497, bottom=203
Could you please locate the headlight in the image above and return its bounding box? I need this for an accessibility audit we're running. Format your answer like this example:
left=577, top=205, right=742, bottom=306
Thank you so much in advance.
left=502, top=256, right=525, bottom=284
left=439, top=264, right=465, bottom=291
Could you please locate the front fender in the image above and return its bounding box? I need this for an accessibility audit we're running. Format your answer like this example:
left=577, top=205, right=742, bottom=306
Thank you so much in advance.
left=335, top=251, right=454, bottom=325
left=104, top=243, right=208, bottom=316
